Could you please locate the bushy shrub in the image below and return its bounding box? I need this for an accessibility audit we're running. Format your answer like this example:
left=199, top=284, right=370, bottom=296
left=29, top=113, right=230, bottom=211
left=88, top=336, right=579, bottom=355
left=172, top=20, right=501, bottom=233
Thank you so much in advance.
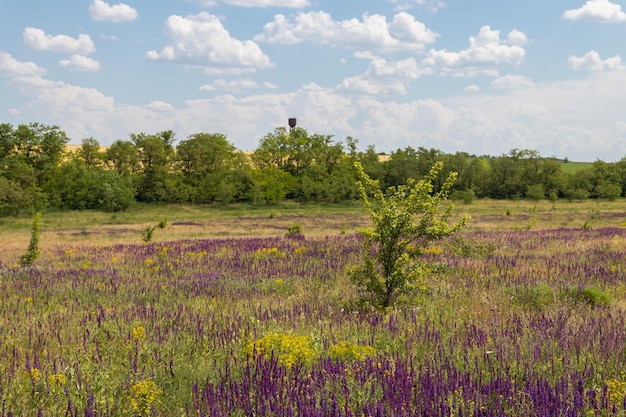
left=560, top=285, right=611, bottom=307
left=350, top=161, right=468, bottom=310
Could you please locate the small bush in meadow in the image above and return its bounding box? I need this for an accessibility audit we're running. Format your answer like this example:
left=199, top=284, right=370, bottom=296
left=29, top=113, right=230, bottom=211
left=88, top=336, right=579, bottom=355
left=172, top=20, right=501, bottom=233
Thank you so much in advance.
left=445, top=234, right=496, bottom=259
left=286, top=224, right=303, bottom=237
left=508, top=282, right=555, bottom=311
left=560, top=285, right=611, bottom=307
left=19, top=212, right=41, bottom=267
left=142, top=218, right=167, bottom=242
left=351, top=161, right=468, bottom=310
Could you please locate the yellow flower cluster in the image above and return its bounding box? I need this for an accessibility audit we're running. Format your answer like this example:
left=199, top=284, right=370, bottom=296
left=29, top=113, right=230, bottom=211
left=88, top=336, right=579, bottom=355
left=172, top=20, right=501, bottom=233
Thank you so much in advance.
left=255, top=247, right=286, bottom=258
left=329, top=341, right=376, bottom=362
left=129, top=379, right=162, bottom=416
left=29, top=367, right=41, bottom=383
left=186, top=250, right=208, bottom=259
left=245, top=334, right=317, bottom=369
left=606, top=376, right=626, bottom=406
left=294, top=246, right=307, bottom=255
left=132, top=325, right=146, bottom=341
left=423, top=246, right=443, bottom=255
left=48, top=373, right=67, bottom=386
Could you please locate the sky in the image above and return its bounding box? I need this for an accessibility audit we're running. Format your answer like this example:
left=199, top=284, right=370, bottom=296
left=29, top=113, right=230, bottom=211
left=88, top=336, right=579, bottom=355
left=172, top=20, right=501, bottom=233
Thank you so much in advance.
left=1, top=0, right=626, bottom=161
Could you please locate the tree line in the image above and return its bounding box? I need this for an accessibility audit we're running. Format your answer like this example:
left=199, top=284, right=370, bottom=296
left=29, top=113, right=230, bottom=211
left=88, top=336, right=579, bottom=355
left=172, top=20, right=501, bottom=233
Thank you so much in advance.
left=2, top=122, right=626, bottom=216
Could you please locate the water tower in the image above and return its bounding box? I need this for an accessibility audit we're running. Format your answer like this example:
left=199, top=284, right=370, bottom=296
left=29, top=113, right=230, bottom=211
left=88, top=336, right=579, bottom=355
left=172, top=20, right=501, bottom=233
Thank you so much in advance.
left=288, top=117, right=297, bottom=131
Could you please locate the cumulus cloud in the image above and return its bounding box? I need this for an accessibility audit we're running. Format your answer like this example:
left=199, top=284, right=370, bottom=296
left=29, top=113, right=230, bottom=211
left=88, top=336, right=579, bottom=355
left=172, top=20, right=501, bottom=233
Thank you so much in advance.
left=336, top=57, right=432, bottom=95
left=147, top=12, right=273, bottom=73
left=422, top=26, right=527, bottom=76
left=200, top=78, right=260, bottom=91
left=563, top=0, right=626, bottom=22
left=89, top=0, right=138, bottom=22
left=336, top=76, right=408, bottom=95
left=490, top=74, right=535, bottom=89
left=7, top=68, right=626, bottom=161
left=568, top=50, right=623, bottom=71
left=187, top=0, right=310, bottom=7
left=254, top=11, right=438, bottom=52
left=23, top=27, right=95, bottom=54
left=146, top=101, right=174, bottom=112
left=463, top=84, right=480, bottom=93
left=0, top=51, right=46, bottom=77
left=59, top=55, right=101, bottom=72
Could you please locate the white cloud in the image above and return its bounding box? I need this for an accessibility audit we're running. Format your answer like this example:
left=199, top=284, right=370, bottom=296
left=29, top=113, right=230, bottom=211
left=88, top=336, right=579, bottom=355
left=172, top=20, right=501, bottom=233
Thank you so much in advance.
left=336, top=57, right=432, bottom=95
left=563, top=0, right=626, bottom=22
left=336, top=76, right=408, bottom=95
left=23, top=27, right=95, bottom=54
left=200, top=78, right=260, bottom=91
left=0, top=51, right=46, bottom=77
left=59, top=55, right=101, bottom=72
left=147, top=12, right=273, bottom=73
left=463, top=84, right=480, bottom=93
left=507, top=29, right=529, bottom=46
left=6, top=61, right=626, bottom=161
left=146, top=101, right=174, bottom=112
left=388, top=0, right=446, bottom=13
left=188, top=0, right=310, bottom=7
left=89, top=0, right=138, bottom=22
left=490, top=74, right=535, bottom=89
left=369, top=57, right=431, bottom=79
left=422, top=26, right=526, bottom=76
left=254, top=11, right=438, bottom=52
left=568, top=50, right=623, bottom=71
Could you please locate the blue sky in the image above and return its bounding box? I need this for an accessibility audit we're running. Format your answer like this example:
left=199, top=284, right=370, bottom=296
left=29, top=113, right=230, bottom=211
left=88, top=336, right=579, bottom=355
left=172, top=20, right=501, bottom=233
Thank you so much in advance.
left=2, top=0, right=626, bottom=161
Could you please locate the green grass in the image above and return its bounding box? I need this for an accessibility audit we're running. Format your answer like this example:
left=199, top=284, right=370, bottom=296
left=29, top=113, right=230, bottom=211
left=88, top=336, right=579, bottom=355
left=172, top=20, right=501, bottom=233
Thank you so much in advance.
left=559, top=160, right=594, bottom=174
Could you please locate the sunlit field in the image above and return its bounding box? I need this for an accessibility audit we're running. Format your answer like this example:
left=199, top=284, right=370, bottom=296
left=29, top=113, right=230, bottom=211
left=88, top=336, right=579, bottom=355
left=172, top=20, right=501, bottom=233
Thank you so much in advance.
left=1, top=200, right=626, bottom=415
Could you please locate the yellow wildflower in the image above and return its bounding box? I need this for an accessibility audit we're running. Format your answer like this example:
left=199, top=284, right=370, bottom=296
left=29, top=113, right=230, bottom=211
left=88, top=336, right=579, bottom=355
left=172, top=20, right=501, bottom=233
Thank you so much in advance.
left=48, top=373, right=67, bottom=386
left=129, top=379, right=162, bottom=416
left=132, top=326, right=146, bottom=341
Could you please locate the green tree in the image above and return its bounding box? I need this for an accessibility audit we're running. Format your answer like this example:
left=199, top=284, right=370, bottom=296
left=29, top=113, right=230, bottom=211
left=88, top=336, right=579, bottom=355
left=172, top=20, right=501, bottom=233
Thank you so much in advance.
left=13, top=123, right=69, bottom=187
left=0, top=123, right=68, bottom=213
left=76, top=137, right=104, bottom=167
left=253, top=127, right=351, bottom=202
left=53, top=159, right=135, bottom=211
left=383, top=147, right=421, bottom=189
left=177, top=132, right=251, bottom=203
left=131, top=131, right=176, bottom=202
left=351, top=161, right=468, bottom=310
left=104, top=140, right=140, bottom=176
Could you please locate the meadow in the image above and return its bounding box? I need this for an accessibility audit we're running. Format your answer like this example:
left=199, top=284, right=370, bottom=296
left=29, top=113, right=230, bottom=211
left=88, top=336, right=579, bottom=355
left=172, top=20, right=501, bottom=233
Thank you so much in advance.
left=1, top=199, right=626, bottom=415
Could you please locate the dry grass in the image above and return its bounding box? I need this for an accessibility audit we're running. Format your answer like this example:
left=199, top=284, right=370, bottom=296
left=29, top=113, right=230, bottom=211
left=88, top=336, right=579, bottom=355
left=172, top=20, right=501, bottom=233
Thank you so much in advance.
left=2, top=198, right=625, bottom=266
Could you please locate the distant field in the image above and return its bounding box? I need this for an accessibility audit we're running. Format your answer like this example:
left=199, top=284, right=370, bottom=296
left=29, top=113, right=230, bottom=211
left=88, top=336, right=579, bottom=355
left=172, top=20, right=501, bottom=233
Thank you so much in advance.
left=2, top=198, right=625, bottom=264
left=559, top=160, right=594, bottom=173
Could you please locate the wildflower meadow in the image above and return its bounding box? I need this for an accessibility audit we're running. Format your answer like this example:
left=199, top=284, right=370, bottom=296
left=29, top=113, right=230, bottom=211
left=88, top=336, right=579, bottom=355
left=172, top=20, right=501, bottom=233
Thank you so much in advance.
left=1, top=205, right=626, bottom=415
